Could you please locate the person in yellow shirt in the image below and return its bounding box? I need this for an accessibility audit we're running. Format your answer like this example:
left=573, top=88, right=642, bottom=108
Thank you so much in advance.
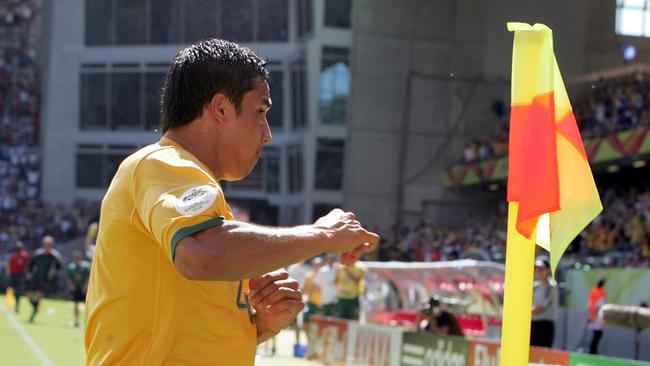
left=335, top=260, right=366, bottom=320
left=84, top=39, right=379, bottom=366
left=303, top=257, right=323, bottom=321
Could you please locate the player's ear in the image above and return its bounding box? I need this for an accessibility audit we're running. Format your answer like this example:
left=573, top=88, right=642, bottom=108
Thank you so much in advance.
left=208, top=93, right=229, bottom=124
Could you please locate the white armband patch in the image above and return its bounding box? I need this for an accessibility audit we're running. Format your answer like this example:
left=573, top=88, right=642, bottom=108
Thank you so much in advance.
left=174, top=185, right=217, bottom=216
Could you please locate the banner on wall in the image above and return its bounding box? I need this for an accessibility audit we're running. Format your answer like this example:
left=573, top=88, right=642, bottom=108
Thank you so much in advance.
left=346, top=322, right=404, bottom=366
left=569, top=353, right=650, bottom=366
left=305, top=316, right=348, bottom=365
left=400, top=332, right=468, bottom=366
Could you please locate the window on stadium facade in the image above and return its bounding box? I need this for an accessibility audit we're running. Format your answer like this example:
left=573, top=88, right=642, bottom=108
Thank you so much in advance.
left=76, top=144, right=135, bottom=188
left=288, top=145, right=304, bottom=193
left=315, top=138, right=344, bottom=190
left=297, top=0, right=313, bottom=38
left=616, top=0, right=650, bottom=37
left=267, top=70, right=284, bottom=130
left=319, top=47, right=350, bottom=125
left=291, top=56, right=308, bottom=130
left=324, top=0, right=351, bottom=28
left=80, top=64, right=166, bottom=131
left=312, top=203, right=338, bottom=221
left=85, top=0, right=290, bottom=46
left=222, top=147, right=280, bottom=193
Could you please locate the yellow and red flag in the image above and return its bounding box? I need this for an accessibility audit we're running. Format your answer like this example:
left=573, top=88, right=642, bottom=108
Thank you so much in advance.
left=500, top=23, right=602, bottom=365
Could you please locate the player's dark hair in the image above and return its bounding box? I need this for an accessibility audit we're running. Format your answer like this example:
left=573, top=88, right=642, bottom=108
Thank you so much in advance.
left=160, top=39, right=268, bottom=132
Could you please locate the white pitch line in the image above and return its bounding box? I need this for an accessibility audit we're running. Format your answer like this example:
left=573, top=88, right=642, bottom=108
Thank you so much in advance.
left=1, top=307, right=55, bottom=366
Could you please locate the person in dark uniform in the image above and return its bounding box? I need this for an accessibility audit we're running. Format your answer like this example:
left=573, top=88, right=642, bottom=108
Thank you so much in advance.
left=67, top=250, right=90, bottom=327
left=26, top=236, right=62, bottom=322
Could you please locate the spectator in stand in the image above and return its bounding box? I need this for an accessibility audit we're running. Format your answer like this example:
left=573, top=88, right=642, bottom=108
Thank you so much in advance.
left=26, top=235, right=62, bottom=322
left=588, top=276, right=607, bottom=355
left=0, top=1, right=100, bottom=254
left=462, top=142, right=477, bottom=164
left=7, top=240, right=28, bottom=313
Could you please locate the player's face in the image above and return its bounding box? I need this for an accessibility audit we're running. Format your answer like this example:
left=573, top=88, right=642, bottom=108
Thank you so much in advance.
left=43, top=239, right=53, bottom=252
left=221, top=78, right=272, bottom=181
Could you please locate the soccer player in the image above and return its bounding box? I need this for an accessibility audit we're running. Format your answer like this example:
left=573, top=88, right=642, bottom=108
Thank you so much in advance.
left=26, top=236, right=63, bottom=323
left=7, top=241, right=29, bottom=313
left=67, top=250, right=90, bottom=327
left=85, top=39, right=378, bottom=366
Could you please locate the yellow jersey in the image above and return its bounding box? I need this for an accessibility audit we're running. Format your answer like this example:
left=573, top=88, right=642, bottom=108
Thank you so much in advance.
left=85, top=137, right=256, bottom=365
left=336, top=262, right=366, bottom=299
left=304, top=271, right=322, bottom=307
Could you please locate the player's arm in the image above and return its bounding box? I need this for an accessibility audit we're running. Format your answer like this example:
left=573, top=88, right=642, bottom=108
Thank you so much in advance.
left=174, top=209, right=379, bottom=281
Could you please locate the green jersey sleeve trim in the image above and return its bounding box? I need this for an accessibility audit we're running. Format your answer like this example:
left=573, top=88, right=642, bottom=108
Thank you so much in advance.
left=170, top=216, right=225, bottom=262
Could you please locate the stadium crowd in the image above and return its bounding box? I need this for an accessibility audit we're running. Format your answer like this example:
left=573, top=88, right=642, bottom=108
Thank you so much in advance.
left=458, top=72, right=650, bottom=164
left=0, top=0, right=99, bottom=259
left=374, top=185, right=650, bottom=268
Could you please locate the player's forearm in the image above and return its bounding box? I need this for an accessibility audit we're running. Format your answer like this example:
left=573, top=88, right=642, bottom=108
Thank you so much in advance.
left=175, top=221, right=331, bottom=281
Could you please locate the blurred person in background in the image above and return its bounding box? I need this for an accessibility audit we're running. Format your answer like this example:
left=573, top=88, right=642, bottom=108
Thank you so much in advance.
left=417, top=295, right=464, bottom=337
left=303, top=256, right=323, bottom=322
left=335, top=259, right=365, bottom=320
left=588, top=276, right=607, bottom=354
left=531, top=256, right=558, bottom=348
left=7, top=240, right=29, bottom=313
left=84, top=221, right=98, bottom=260
left=67, top=250, right=90, bottom=327
left=287, top=259, right=312, bottom=346
left=314, top=254, right=339, bottom=316
left=26, top=235, right=62, bottom=322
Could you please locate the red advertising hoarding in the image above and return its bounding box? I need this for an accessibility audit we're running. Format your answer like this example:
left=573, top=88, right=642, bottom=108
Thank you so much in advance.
left=306, top=315, right=348, bottom=365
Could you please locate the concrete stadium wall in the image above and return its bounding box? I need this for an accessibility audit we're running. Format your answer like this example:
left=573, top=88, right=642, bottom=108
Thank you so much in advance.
left=344, top=0, right=650, bottom=228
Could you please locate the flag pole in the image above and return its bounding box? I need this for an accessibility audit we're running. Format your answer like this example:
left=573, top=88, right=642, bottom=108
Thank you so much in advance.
left=500, top=202, right=536, bottom=365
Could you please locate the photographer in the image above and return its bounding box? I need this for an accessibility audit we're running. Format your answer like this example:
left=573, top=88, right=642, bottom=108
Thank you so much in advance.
left=417, top=295, right=464, bottom=337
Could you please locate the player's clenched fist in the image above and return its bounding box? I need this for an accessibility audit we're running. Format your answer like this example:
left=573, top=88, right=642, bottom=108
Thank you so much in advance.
left=312, top=209, right=380, bottom=265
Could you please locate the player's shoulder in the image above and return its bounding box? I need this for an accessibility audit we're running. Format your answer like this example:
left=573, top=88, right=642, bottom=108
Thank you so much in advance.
left=133, top=142, right=211, bottom=181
